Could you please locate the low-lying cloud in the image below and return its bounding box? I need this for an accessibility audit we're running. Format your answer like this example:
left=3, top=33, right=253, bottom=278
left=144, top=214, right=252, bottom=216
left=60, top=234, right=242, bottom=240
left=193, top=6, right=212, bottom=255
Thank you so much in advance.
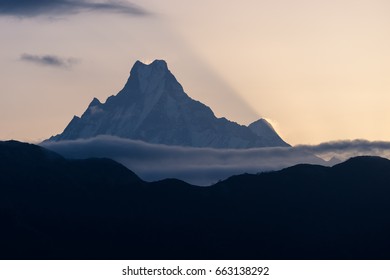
left=41, top=136, right=390, bottom=185
left=0, top=0, right=149, bottom=18
left=40, top=136, right=323, bottom=185
left=296, top=139, right=390, bottom=161
left=20, top=54, right=79, bottom=69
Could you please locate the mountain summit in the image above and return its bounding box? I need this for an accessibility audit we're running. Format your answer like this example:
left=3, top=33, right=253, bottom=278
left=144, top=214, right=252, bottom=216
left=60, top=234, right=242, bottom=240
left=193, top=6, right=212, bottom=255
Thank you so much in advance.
left=48, top=59, right=289, bottom=148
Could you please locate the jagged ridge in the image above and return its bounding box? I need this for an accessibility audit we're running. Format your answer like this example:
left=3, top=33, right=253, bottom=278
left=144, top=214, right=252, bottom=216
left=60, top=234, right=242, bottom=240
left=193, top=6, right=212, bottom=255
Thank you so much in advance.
left=48, top=59, right=289, bottom=148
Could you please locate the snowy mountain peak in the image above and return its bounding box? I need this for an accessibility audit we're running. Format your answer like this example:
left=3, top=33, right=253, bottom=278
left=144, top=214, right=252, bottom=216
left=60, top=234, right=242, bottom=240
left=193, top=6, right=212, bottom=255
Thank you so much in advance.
left=131, top=59, right=170, bottom=82
left=249, top=119, right=275, bottom=135
left=248, top=118, right=286, bottom=144
left=133, top=59, right=168, bottom=70
left=47, top=60, right=289, bottom=148
left=118, top=59, right=183, bottom=99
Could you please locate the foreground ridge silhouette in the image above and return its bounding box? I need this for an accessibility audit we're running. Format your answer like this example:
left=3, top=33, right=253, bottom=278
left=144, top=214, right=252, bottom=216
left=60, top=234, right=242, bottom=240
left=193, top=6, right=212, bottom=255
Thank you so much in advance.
left=1, top=140, right=390, bottom=259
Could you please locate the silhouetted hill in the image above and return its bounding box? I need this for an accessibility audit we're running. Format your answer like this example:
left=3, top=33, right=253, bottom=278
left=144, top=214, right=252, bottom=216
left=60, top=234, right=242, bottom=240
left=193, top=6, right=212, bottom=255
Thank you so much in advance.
left=0, top=140, right=142, bottom=187
left=1, top=141, right=390, bottom=259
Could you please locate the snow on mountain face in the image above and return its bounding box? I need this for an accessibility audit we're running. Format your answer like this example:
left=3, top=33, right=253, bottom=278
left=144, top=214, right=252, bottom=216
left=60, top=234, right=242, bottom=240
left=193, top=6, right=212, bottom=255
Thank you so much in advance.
left=48, top=59, right=289, bottom=148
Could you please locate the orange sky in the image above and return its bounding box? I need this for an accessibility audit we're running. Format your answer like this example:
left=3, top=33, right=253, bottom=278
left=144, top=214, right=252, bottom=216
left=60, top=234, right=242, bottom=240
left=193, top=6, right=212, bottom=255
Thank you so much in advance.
left=1, top=0, right=390, bottom=145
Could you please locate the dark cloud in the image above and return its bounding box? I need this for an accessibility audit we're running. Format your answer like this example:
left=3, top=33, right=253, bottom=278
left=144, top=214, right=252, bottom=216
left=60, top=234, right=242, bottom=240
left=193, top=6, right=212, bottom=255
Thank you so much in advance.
left=20, top=54, right=79, bottom=69
left=0, top=0, right=149, bottom=18
left=41, top=136, right=326, bottom=185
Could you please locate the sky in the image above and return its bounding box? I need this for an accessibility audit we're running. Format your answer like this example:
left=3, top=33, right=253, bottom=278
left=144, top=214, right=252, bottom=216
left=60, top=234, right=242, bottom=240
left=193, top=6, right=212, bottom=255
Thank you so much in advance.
left=1, top=0, right=390, bottom=145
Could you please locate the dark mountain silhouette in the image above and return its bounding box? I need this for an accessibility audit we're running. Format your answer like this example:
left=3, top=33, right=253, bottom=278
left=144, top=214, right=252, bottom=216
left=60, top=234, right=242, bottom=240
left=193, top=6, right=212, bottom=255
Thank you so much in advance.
left=47, top=60, right=289, bottom=148
left=1, top=140, right=390, bottom=259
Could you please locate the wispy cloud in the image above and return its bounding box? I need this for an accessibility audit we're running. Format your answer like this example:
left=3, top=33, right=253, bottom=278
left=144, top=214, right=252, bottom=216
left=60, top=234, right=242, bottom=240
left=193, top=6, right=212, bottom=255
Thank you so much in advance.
left=296, top=139, right=390, bottom=161
left=20, top=54, right=79, bottom=69
left=0, top=0, right=149, bottom=18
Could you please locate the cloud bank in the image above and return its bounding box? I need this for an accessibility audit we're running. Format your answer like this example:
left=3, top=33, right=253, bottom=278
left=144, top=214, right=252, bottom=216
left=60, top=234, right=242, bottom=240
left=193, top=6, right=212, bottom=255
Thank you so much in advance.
left=42, top=136, right=390, bottom=185
left=41, top=136, right=327, bottom=185
left=41, top=136, right=390, bottom=185
left=295, top=139, right=390, bottom=161
left=20, top=54, right=79, bottom=69
left=0, top=0, right=149, bottom=18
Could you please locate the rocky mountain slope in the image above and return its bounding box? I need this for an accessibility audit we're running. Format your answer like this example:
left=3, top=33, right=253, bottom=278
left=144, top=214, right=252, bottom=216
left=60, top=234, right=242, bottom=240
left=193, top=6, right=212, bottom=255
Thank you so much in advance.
left=48, top=60, right=288, bottom=148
